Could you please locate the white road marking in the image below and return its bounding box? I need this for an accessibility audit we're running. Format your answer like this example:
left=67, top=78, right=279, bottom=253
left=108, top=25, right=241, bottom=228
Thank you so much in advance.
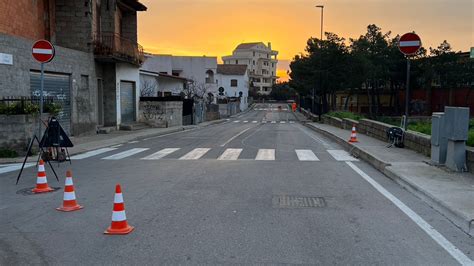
left=141, top=148, right=180, bottom=160
left=218, top=148, right=243, bottom=160
left=327, top=150, right=358, bottom=161
left=179, top=148, right=211, bottom=160
left=233, top=120, right=240, bottom=123
left=280, top=121, right=286, bottom=124
left=295, top=149, right=320, bottom=161
left=70, top=147, right=117, bottom=160
left=102, top=148, right=149, bottom=160
left=220, top=127, right=252, bottom=147
left=262, top=121, right=267, bottom=124
left=289, top=121, right=295, bottom=124
left=110, top=144, right=123, bottom=148
left=297, top=126, right=332, bottom=149
left=0, top=163, right=35, bottom=175
left=346, top=162, right=473, bottom=265
left=255, top=149, right=275, bottom=160
left=252, top=121, right=258, bottom=123
left=243, top=121, right=248, bottom=123
left=128, top=141, right=139, bottom=144
left=271, top=121, right=276, bottom=124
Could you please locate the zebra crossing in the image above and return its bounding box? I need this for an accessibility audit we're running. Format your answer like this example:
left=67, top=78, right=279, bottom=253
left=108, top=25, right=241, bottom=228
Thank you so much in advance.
left=232, top=120, right=295, bottom=124
left=254, top=108, right=289, bottom=111
left=69, top=147, right=358, bottom=162
left=0, top=147, right=359, bottom=175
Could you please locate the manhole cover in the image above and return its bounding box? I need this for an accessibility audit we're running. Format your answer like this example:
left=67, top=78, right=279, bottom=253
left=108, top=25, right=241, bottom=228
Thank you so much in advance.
left=273, top=195, right=326, bottom=208
left=16, top=187, right=61, bottom=196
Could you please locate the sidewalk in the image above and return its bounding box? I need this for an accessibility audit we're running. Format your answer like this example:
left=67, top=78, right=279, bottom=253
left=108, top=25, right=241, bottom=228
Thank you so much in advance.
left=0, top=118, right=228, bottom=164
left=304, top=121, right=474, bottom=236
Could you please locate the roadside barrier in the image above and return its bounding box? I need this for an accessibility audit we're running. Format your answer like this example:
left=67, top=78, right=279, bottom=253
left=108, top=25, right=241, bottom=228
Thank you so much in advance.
left=104, top=184, right=134, bottom=235
left=56, top=170, right=83, bottom=212
left=32, top=160, right=54, bottom=193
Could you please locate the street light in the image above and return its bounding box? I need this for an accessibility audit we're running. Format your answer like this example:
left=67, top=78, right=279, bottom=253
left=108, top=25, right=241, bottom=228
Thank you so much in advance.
left=315, top=5, right=324, bottom=120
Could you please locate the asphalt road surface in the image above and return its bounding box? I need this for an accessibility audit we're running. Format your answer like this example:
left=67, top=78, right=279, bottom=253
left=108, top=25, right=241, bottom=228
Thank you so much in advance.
left=1, top=103, right=474, bottom=265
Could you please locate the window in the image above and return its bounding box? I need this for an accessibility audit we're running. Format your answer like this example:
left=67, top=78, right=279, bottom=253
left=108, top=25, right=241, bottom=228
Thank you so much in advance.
left=236, top=60, right=238, bottom=64
left=252, top=60, right=255, bottom=65
left=253, top=51, right=255, bottom=56
left=272, top=63, right=274, bottom=67
left=205, top=70, right=214, bottom=84
left=231, top=79, right=238, bottom=87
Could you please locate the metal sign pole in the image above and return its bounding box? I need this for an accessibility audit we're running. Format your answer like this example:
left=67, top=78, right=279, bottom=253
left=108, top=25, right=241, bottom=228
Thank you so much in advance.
left=39, top=62, right=44, bottom=138
left=404, top=58, right=411, bottom=131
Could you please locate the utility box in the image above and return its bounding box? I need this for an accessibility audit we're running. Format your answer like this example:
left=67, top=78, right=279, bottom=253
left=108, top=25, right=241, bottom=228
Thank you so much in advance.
left=431, top=112, right=447, bottom=165
left=444, top=107, right=469, bottom=140
left=444, top=106, right=469, bottom=172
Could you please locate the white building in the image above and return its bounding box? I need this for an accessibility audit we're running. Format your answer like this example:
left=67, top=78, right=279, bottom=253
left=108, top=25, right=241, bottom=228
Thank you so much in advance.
left=222, top=42, right=278, bottom=95
left=216, top=64, right=249, bottom=111
left=140, top=54, right=218, bottom=99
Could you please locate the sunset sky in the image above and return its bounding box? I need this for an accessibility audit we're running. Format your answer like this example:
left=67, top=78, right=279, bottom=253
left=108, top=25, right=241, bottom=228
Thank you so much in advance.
left=138, top=0, right=473, bottom=81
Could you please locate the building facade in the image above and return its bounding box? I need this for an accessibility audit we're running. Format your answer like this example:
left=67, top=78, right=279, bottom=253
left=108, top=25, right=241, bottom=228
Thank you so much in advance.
left=222, top=42, right=278, bottom=95
left=0, top=0, right=147, bottom=135
left=140, top=54, right=218, bottom=100
left=216, top=64, right=249, bottom=111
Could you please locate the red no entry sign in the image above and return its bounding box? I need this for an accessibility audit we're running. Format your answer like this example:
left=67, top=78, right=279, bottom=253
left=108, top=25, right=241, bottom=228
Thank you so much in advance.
left=399, top=33, right=422, bottom=56
left=32, top=40, right=55, bottom=63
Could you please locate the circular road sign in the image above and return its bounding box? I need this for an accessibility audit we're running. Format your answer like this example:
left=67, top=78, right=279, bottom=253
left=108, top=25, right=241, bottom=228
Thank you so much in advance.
left=398, top=33, right=421, bottom=56
left=32, top=40, right=55, bottom=63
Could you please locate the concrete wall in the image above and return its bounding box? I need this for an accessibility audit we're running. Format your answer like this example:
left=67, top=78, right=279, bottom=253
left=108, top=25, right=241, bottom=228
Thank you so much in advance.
left=0, top=114, right=48, bottom=154
left=138, top=101, right=182, bottom=128
left=0, top=33, right=98, bottom=136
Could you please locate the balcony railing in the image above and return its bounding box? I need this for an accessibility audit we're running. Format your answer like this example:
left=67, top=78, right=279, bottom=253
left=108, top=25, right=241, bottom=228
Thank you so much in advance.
left=92, top=32, right=144, bottom=65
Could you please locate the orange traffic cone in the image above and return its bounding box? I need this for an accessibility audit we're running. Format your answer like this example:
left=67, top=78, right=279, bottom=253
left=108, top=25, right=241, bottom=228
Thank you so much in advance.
left=348, top=124, right=358, bottom=143
left=32, top=160, right=54, bottom=193
left=56, top=170, right=83, bottom=212
left=104, top=184, right=134, bottom=235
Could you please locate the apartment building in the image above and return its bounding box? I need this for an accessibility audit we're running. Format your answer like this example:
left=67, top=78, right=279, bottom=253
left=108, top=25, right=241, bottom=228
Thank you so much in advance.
left=222, top=42, right=278, bottom=95
left=0, top=0, right=147, bottom=134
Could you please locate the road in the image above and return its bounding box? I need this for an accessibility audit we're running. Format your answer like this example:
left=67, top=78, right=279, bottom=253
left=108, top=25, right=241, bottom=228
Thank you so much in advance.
left=1, top=103, right=473, bottom=264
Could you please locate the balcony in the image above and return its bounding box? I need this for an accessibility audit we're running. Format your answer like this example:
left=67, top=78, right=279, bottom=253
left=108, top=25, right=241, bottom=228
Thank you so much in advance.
left=92, top=32, right=144, bottom=66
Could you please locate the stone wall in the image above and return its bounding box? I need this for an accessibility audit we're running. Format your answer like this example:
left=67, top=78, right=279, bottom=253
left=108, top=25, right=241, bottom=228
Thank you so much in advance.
left=0, top=114, right=47, bottom=154
left=138, top=101, right=182, bottom=128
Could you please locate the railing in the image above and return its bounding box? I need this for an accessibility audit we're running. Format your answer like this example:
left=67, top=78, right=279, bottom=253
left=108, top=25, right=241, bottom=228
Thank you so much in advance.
left=92, top=32, right=144, bottom=65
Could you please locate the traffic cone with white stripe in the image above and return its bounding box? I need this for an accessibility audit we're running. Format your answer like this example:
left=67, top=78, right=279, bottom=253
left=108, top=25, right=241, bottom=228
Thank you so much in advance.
left=348, top=124, right=359, bottom=143
left=32, top=160, right=54, bottom=193
left=104, top=184, right=134, bottom=235
left=56, top=170, right=83, bottom=212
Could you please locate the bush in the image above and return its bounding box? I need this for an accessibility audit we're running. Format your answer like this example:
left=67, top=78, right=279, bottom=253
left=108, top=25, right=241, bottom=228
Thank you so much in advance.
left=0, top=148, right=18, bottom=158
left=326, top=111, right=365, bottom=121
left=408, top=121, right=431, bottom=135
left=467, top=131, right=474, bottom=147
left=44, top=102, right=62, bottom=115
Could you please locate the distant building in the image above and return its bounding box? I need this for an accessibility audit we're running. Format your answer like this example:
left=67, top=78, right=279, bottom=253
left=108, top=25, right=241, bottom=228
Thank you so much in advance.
left=140, top=54, right=218, bottom=99
left=222, top=42, right=278, bottom=95
left=216, top=64, right=249, bottom=111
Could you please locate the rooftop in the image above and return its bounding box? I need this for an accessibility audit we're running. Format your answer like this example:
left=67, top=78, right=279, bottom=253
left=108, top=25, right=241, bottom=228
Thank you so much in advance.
left=217, top=64, right=248, bottom=75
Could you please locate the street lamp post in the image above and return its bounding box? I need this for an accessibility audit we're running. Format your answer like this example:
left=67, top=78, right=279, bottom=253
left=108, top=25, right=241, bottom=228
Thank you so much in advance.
left=315, top=5, right=324, bottom=120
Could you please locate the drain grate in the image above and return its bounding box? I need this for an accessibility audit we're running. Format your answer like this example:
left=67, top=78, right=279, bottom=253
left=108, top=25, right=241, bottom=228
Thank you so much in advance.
left=274, top=195, right=326, bottom=208
left=16, top=187, right=61, bottom=196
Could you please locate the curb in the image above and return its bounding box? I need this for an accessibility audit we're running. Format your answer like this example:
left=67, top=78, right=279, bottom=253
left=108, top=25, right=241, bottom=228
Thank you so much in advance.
left=304, top=122, right=474, bottom=236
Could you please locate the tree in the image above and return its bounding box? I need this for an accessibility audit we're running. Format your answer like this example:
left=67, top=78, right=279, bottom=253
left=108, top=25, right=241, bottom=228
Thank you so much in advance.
left=270, top=82, right=296, bottom=101
left=182, top=77, right=211, bottom=101
left=140, top=79, right=157, bottom=97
